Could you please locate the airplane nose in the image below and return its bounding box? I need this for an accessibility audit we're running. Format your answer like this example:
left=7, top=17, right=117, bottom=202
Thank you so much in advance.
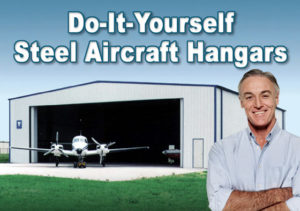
left=76, top=148, right=82, bottom=154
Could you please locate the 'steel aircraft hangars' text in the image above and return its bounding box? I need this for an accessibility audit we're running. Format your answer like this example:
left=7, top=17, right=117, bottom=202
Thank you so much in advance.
left=11, top=132, right=149, bottom=168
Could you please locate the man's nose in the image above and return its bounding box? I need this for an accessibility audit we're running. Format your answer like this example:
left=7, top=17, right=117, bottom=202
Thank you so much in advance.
left=254, top=97, right=262, bottom=108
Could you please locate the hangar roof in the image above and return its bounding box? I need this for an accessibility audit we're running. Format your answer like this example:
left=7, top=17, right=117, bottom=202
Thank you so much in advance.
left=8, top=80, right=285, bottom=112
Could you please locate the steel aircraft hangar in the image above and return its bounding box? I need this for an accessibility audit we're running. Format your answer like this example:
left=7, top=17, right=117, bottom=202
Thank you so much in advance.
left=9, top=81, right=285, bottom=168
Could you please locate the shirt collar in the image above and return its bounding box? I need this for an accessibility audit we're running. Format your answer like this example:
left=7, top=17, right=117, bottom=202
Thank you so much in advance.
left=247, top=120, right=281, bottom=144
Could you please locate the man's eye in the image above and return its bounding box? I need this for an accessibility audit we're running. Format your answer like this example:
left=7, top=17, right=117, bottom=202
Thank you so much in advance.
left=246, top=96, right=252, bottom=100
left=263, top=95, right=270, bottom=98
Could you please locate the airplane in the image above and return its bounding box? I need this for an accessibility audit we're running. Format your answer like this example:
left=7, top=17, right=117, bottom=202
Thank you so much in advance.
left=162, top=149, right=180, bottom=159
left=11, top=132, right=149, bottom=168
left=162, top=148, right=180, bottom=164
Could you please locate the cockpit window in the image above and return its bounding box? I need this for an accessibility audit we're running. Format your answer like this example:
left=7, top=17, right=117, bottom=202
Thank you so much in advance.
left=73, top=137, right=87, bottom=143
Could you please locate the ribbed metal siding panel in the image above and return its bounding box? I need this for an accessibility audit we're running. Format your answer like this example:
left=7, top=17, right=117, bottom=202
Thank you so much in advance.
left=10, top=101, right=31, bottom=163
left=216, top=88, right=221, bottom=141
left=275, top=109, right=283, bottom=129
left=222, top=91, right=247, bottom=138
left=183, top=87, right=214, bottom=168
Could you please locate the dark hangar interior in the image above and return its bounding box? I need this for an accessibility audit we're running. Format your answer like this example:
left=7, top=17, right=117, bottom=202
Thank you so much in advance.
left=35, top=99, right=180, bottom=166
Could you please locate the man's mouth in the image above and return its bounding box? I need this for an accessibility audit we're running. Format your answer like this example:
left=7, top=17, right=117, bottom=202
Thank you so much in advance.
left=253, top=110, right=267, bottom=115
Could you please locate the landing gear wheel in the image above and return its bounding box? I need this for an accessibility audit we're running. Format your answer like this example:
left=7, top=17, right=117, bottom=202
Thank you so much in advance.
left=74, top=162, right=78, bottom=168
left=55, top=159, right=59, bottom=167
left=77, top=162, right=86, bottom=168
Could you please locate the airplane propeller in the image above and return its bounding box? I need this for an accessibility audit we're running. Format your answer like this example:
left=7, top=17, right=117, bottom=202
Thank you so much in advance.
left=91, top=137, right=111, bottom=166
left=107, top=142, right=116, bottom=148
left=44, top=131, right=68, bottom=157
left=43, top=149, right=55, bottom=156
left=91, top=137, right=115, bottom=148
left=50, top=131, right=59, bottom=146
left=91, top=137, right=101, bottom=145
left=56, top=131, right=59, bottom=145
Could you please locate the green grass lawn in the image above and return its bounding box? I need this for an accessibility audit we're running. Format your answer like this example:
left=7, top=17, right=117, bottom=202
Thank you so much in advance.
left=0, top=172, right=209, bottom=211
left=0, top=153, right=9, bottom=163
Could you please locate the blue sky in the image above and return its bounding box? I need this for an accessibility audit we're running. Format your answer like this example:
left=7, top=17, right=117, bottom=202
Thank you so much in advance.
left=0, top=0, right=300, bottom=140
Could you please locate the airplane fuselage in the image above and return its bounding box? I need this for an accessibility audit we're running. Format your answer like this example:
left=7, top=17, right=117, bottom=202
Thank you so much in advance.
left=72, top=135, right=89, bottom=156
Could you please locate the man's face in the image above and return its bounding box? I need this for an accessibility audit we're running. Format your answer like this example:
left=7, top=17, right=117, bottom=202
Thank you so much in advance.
left=239, top=76, right=279, bottom=129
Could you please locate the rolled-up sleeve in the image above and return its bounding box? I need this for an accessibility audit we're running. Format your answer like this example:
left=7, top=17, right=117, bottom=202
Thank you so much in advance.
left=286, top=164, right=300, bottom=210
left=207, top=142, right=233, bottom=211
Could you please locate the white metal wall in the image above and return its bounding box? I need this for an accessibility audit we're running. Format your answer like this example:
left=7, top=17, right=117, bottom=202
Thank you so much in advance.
left=222, top=91, right=248, bottom=138
left=275, top=109, right=284, bottom=129
left=216, top=88, right=221, bottom=140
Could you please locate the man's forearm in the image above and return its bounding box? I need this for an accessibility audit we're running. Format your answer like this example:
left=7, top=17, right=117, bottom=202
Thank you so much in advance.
left=261, top=202, right=290, bottom=211
left=223, top=187, right=292, bottom=211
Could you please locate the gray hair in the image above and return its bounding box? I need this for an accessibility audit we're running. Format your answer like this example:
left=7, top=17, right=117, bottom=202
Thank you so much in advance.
left=238, top=69, right=279, bottom=95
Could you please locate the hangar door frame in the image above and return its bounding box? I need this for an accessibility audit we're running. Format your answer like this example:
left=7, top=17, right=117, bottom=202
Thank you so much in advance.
left=29, top=99, right=185, bottom=167
left=30, top=107, right=38, bottom=163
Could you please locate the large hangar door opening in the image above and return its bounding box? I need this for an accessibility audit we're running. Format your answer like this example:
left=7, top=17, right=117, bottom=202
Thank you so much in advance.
left=36, top=99, right=181, bottom=166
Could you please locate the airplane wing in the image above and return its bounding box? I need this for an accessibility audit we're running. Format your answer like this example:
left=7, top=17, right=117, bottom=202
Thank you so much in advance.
left=11, top=146, right=49, bottom=152
left=61, top=150, right=77, bottom=156
left=11, top=146, right=75, bottom=157
left=85, top=150, right=99, bottom=156
left=109, top=146, right=149, bottom=153
left=84, top=146, right=149, bottom=156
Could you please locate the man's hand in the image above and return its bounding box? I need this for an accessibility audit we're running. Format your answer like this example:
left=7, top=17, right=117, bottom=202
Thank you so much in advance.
left=223, top=187, right=292, bottom=211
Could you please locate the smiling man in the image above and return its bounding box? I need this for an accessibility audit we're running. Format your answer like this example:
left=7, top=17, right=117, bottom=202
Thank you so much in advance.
left=207, top=69, right=300, bottom=211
